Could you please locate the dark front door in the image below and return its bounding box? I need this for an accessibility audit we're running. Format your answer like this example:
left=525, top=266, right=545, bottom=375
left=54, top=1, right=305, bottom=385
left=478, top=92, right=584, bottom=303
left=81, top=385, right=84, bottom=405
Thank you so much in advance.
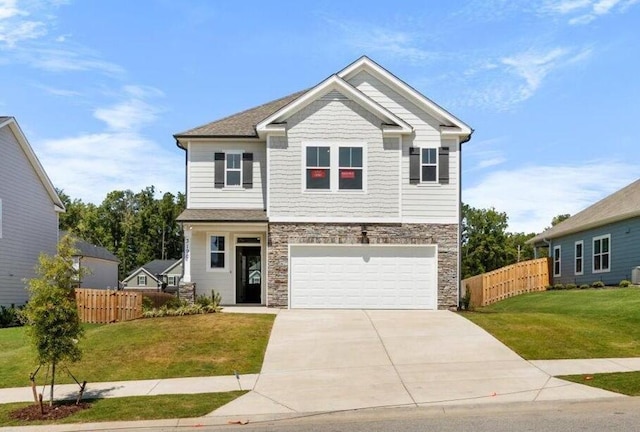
left=236, top=246, right=261, bottom=304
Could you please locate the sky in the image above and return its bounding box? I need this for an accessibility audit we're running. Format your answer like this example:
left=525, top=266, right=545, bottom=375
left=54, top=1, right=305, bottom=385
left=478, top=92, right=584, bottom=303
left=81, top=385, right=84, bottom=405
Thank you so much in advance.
left=1, top=0, right=639, bottom=234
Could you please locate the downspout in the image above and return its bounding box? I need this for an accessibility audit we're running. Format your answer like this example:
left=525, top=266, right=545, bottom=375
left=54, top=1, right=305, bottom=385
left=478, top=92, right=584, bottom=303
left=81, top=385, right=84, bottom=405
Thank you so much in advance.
left=458, top=130, right=473, bottom=309
left=543, top=238, right=552, bottom=283
left=177, top=139, right=188, bottom=300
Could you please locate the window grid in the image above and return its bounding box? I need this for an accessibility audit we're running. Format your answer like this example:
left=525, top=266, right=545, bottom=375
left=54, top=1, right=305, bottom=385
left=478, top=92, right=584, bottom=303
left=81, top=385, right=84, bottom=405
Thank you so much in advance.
left=575, top=241, right=583, bottom=275
left=225, top=153, right=242, bottom=187
left=421, top=148, right=437, bottom=182
left=210, top=235, right=226, bottom=270
left=553, top=246, right=561, bottom=277
left=593, top=235, right=610, bottom=273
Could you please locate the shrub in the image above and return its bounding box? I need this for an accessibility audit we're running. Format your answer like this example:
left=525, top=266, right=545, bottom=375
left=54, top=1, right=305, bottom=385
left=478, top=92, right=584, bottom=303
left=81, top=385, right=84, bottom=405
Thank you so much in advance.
left=565, top=283, right=577, bottom=290
left=195, top=290, right=221, bottom=309
left=553, top=283, right=565, bottom=290
left=579, top=284, right=590, bottom=289
left=142, top=290, right=221, bottom=318
left=545, top=285, right=555, bottom=291
left=591, top=281, right=605, bottom=288
left=142, top=296, right=154, bottom=311
left=619, top=280, right=631, bottom=288
left=0, top=305, right=22, bottom=328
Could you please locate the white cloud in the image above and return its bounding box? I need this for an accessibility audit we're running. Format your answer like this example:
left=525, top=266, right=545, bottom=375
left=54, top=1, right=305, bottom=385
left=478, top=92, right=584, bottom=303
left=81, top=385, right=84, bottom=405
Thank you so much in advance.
left=543, top=0, right=639, bottom=24
left=0, top=0, right=23, bottom=20
left=23, top=47, right=125, bottom=75
left=463, top=161, right=637, bottom=233
left=463, top=137, right=508, bottom=171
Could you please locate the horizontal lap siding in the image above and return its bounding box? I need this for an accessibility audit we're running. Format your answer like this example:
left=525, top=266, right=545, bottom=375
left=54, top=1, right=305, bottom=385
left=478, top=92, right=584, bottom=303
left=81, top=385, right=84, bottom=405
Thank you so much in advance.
left=188, top=141, right=266, bottom=209
left=80, top=257, right=119, bottom=289
left=347, top=71, right=459, bottom=223
left=552, top=216, right=640, bottom=285
left=0, top=127, right=58, bottom=306
left=269, top=97, right=399, bottom=219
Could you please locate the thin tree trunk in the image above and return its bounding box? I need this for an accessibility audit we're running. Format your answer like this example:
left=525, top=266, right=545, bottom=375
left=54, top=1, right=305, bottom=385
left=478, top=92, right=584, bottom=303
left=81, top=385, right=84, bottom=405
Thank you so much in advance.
left=50, top=361, right=55, bottom=407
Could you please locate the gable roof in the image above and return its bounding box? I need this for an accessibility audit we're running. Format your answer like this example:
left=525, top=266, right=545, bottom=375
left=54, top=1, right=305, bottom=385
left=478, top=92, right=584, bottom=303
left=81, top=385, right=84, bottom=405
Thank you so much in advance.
left=0, top=116, right=65, bottom=212
left=62, top=231, right=119, bottom=262
left=527, top=178, right=640, bottom=244
left=124, top=259, right=182, bottom=283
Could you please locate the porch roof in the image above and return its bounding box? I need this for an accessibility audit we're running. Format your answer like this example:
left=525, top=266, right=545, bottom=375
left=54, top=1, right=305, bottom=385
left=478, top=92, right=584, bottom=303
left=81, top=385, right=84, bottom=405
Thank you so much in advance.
left=176, top=208, right=268, bottom=223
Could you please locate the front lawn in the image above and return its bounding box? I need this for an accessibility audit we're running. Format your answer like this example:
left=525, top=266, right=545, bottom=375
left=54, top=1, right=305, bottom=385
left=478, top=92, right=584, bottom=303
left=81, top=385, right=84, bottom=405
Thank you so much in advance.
left=559, top=372, right=640, bottom=396
left=0, top=313, right=275, bottom=388
left=462, top=287, right=640, bottom=359
left=0, top=391, right=246, bottom=427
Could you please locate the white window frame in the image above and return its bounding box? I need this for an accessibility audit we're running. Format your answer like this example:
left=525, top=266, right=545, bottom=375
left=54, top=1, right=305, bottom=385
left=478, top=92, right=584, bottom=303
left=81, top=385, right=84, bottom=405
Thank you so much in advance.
left=338, top=146, right=364, bottom=191
left=137, top=275, right=147, bottom=286
left=553, top=245, right=561, bottom=277
left=167, top=276, right=177, bottom=286
left=420, top=148, right=438, bottom=184
left=592, top=234, right=611, bottom=273
left=574, top=240, right=584, bottom=276
left=207, top=233, right=228, bottom=272
left=225, top=152, right=242, bottom=188
left=302, top=142, right=366, bottom=193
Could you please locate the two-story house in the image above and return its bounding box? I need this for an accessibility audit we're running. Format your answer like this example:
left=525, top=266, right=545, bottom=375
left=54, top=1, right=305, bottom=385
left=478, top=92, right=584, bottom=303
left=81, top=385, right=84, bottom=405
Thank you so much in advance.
left=0, top=116, right=65, bottom=306
left=174, top=57, right=472, bottom=309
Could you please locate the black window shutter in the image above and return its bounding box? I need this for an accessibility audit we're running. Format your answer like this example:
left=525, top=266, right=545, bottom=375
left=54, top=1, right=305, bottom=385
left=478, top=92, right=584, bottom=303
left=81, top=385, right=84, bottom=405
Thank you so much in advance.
left=439, top=147, right=450, bottom=184
left=242, top=153, right=253, bottom=189
left=214, top=152, right=224, bottom=188
left=409, top=147, right=420, bottom=184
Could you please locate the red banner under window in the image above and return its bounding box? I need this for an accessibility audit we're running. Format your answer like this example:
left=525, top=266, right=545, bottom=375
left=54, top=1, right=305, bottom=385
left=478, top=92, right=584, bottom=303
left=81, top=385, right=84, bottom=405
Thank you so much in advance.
left=311, top=169, right=326, bottom=179
left=340, top=170, right=355, bottom=179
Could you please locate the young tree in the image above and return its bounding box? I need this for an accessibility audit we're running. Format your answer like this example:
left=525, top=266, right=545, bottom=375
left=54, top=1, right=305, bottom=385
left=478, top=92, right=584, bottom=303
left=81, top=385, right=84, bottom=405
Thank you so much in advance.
left=461, top=204, right=510, bottom=278
left=22, top=234, right=85, bottom=406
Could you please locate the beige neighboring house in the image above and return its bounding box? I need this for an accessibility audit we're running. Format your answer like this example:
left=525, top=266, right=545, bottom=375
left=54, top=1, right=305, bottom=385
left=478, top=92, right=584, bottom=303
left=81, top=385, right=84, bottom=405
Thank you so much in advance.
left=174, top=56, right=472, bottom=309
left=63, top=232, right=119, bottom=290
left=0, top=116, right=65, bottom=307
left=122, top=259, right=183, bottom=292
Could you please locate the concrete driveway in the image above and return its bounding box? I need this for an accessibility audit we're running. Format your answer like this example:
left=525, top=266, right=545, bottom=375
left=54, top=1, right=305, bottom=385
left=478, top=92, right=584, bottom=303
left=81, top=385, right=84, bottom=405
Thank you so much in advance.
left=212, top=310, right=621, bottom=416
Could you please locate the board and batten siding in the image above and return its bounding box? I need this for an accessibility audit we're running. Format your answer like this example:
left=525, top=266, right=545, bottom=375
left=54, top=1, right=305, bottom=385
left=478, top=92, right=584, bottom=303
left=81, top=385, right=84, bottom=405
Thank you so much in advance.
left=347, top=70, right=460, bottom=223
left=551, top=216, right=640, bottom=286
left=188, top=141, right=266, bottom=209
left=0, top=126, right=58, bottom=306
left=268, top=94, right=400, bottom=219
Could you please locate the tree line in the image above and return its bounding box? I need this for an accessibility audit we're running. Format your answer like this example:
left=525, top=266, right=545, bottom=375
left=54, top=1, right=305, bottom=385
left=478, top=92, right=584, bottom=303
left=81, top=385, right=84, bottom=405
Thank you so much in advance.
left=57, top=187, right=185, bottom=280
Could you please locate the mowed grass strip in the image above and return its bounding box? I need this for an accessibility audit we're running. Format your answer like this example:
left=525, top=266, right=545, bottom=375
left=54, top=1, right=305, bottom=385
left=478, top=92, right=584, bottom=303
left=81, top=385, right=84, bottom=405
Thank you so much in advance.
left=0, top=391, right=246, bottom=427
left=462, top=287, right=640, bottom=360
left=559, top=372, right=640, bottom=396
left=0, top=313, right=275, bottom=388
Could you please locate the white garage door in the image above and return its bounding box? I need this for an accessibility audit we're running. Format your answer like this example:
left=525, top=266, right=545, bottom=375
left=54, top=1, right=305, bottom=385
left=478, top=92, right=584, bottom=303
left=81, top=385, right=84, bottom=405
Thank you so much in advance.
left=289, top=245, right=437, bottom=309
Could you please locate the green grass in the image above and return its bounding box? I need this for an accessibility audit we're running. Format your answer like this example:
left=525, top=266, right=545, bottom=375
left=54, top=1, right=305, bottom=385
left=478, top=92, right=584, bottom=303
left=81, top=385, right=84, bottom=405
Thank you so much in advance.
left=462, top=287, right=640, bottom=359
left=559, top=372, right=640, bottom=396
left=0, top=313, right=275, bottom=388
left=0, top=391, right=246, bottom=427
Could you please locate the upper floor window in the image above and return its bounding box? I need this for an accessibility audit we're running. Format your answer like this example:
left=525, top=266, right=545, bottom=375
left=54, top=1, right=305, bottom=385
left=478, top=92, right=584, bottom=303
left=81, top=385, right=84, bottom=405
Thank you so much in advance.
left=339, top=147, right=363, bottom=190
left=209, top=235, right=226, bottom=270
left=409, top=146, right=449, bottom=185
left=306, top=146, right=330, bottom=190
left=226, top=153, right=242, bottom=187
left=168, top=275, right=178, bottom=286
left=137, top=275, right=147, bottom=286
left=421, top=148, right=437, bottom=182
left=214, top=152, right=253, bottom=189
left=553, top=245, right=561, bottom=277
left=593, top=234, right=610, bottom=273
left=574, top=241, right=583, bottom=275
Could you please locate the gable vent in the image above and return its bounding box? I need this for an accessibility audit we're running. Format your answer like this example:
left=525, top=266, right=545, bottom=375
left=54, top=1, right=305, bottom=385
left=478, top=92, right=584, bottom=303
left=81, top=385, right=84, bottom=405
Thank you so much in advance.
left=320, top=90, right=349, bottom=101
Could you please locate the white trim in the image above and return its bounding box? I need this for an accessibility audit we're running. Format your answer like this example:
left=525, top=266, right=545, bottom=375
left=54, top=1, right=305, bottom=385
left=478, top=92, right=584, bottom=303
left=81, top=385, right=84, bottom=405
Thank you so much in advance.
left=186, top=141, right=192, bottom=206
left=397, top=137, right=403, bottom=220
left=553, top=245, right=561, bottom=277
left=266, top=136, right=271, bottom=218
left=574, top=240, right=584, bottom=276
left=420, top=147, right=438, bottom=184
left=224, top=151, right=243, bottom=188
left=338, top=57, right=472, bottom=137
left=592, top=234, right=611, bottom=274
left=301, top=142, right=367, bottom=193
left=206, top=232, right=229, bottom=272
left=233, top=233, right=265, bottom=305
left=137, top=275, right=147, bottom=286
left=256, top=75, right=412, bottom=138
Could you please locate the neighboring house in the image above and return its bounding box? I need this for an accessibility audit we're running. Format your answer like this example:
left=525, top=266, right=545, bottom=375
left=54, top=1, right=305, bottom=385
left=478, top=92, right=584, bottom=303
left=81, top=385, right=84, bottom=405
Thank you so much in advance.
left=62, top=232, right=119, bottom=290
left=0, top=116, right=65, bottom=306
left=123, top=259, right=183, bottom=292
left=527, top=178, right=640, bottom=286
left=174, top=56, right=472, bottom=310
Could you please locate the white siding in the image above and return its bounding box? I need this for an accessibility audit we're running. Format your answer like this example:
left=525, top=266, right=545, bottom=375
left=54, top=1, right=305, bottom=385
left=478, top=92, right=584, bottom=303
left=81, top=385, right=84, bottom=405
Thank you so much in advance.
left=347, top=71, right=460, bottom=223
left=188, top=141, right=266, bottom=209
left=80, top=257, right=119, bottom=289
left=0, top=126, right=58, bottom=306
left=268, top=94, right=400, bottom=219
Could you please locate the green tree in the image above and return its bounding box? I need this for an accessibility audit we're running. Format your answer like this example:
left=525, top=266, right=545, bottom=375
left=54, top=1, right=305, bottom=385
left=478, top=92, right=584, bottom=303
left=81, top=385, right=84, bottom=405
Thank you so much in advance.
left=461, top=204, right=510, bottom=278
left=22, top=234, right=85, bottom=406
left=551, top=213, right=571, bottom=227
left=505, top=232, right=536, bottom=263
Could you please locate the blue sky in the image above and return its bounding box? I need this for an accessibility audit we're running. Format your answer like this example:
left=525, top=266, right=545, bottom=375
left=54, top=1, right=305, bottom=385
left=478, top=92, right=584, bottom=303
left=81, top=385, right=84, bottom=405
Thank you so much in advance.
left=1, top=0, right=639, bottom=233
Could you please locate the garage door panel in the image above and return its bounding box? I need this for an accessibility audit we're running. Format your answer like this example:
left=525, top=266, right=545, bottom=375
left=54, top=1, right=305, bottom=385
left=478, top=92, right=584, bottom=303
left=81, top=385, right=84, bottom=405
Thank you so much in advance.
left=289, top=245, right=437, bottom=310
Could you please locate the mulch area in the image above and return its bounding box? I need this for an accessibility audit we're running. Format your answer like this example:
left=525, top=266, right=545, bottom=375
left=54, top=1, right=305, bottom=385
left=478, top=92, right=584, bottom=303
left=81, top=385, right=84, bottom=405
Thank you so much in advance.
left=10, top=401, right=91, bottom=421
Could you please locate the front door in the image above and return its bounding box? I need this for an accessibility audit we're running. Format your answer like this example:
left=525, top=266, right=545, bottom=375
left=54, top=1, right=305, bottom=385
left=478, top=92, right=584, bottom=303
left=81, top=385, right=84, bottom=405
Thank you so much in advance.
left=235, top=246, right=261, bottom=304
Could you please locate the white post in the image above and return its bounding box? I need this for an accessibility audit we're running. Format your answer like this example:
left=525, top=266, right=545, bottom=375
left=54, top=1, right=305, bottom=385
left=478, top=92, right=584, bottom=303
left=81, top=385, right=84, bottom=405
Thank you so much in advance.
left=183, top=227, right=192, bottom=283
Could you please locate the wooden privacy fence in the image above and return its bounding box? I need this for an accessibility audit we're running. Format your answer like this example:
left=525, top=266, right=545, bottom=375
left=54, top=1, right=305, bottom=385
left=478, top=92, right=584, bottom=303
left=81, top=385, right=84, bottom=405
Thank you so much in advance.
left=462, top=257, right=551, bottom=307
left=75, top=288, right=142, bottom=324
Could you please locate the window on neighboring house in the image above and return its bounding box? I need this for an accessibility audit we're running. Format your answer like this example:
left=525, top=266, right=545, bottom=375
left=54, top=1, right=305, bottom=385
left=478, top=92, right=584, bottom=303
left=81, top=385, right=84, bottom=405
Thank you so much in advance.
left=137, top=275, right=147, bottom=286
left=306, top=146, right=330, bottom=189
left=209, top=235, right=226, bottom=270
left=226, top=153, right=242, bottom=187
left=338, top=147, right=363, bottom=190
left=575, top=241, right=583, bottom=275
left=553, top=245, right=561, bottom=277
left=593, top=234, right=610, bottom=273
left=167, top=276, right=177, bottom=286
left=421, top=148, right=437, bottom=182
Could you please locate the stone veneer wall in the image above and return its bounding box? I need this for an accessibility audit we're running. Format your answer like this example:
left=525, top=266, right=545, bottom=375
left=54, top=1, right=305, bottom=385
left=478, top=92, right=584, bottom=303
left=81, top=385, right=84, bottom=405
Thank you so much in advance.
left=267, top=223, right=458, bottom=309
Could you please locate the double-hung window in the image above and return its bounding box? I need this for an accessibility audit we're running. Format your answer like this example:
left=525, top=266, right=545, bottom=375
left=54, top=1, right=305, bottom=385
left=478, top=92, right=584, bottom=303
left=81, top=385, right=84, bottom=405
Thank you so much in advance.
left=209, top=235, right=226, bottom=270
left=574, top=241, right=583, bottom=275
left=593, top=235, right=610, bottom=273
left=553, top=245, right=561, bottom=277
left=338, top=147, right=363, bottom=190
left=137, top=275, right=147, bottom=286
left=225, top=153, right=242, bottom=187
left=305, top=146, right=331, bottom=190
left=421, top=148, right=437, bottom=182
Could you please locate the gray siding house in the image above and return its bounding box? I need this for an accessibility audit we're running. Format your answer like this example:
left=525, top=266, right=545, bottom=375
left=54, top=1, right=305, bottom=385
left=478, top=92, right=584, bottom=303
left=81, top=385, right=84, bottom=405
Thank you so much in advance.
left=123, top=259, right=182, bottom=292
left=528, top=178, right=640, bottom=286
left=0, top=117, right=65, bottom=306
left=63, top=232, right=120, bottom=290
left=174, top=57, right=472, bottom=309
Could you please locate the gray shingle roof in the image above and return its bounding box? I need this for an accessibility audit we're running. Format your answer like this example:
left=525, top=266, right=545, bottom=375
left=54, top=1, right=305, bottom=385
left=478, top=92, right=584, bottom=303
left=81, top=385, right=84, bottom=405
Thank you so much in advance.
left=141, top=259, right=181, bottom=276
left=176, top=209, right=268, bottom=222
left=62, top=232, right=119, bottom=262
left=174, top=90, right=307, bottom=139
left=528, top=178, right=640, bottom=244
left=0, top=116, right=11, bottom=123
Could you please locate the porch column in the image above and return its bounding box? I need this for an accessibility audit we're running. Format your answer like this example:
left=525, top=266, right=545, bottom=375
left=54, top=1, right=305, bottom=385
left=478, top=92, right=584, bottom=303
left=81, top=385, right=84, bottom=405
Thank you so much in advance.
left=183, top=226, right=192, bottom=283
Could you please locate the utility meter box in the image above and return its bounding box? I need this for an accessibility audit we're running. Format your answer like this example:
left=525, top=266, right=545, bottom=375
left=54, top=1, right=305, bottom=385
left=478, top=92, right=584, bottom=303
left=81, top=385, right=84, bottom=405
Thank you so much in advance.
left=632, top=267, right=640, bottom=285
